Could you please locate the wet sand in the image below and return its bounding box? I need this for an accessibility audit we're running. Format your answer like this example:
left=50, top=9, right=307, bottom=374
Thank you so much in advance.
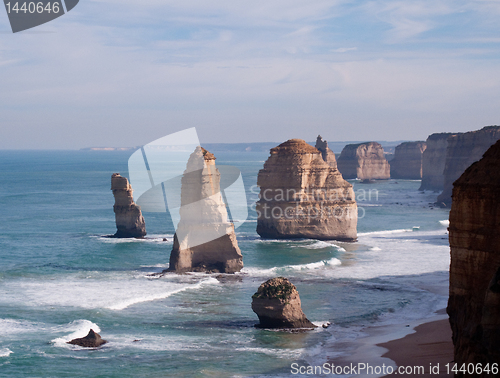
left=378, top=318, right=454, bottom=377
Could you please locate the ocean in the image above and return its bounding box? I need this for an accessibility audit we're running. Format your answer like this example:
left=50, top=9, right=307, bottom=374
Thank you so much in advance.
left=0, top=150, right=451, bottom=377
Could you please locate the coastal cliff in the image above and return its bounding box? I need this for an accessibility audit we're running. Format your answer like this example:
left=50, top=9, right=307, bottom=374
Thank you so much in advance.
left=315, top=135, right=337, bottom=169
left=447, top=139, right=500, bottom=372
left=437, top=126, right=500, bottom=206
left=111, top=173, right=147, bottom=238
left=256, top=139, right=357, bottom=241
left=336, top=142, right=390, bottom=180
left=168, top=147, right=243, bottom=273
left=389, top=141, right=426, bottom=179
left=419, top=133, right=454, bottom=191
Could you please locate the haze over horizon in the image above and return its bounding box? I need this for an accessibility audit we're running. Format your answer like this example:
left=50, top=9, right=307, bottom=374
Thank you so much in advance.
left=1, top=1, right=500, bottom=149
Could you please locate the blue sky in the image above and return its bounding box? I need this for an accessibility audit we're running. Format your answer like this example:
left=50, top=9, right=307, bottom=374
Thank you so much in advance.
left=1, top=0, right=500, bottom=149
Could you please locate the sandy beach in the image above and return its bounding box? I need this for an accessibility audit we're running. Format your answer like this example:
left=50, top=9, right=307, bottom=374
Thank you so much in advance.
left=379, top=317, right=454, bottom=377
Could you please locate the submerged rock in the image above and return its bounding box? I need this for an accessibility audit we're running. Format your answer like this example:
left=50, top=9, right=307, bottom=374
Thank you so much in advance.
left=168, top=147, right=243, bottom=273
left=437, top=125, right=500, bottom=206
left=251, top=277, right=316, bottom=329
left=390, top=141, right=427, bottom=179
left=256, top=139, right=357, bottom=241
left=447, top=139, right=500, bottom=371
left=67, top=329, right=107, bottom=348
left=111, top=173, right=146, bottom=238
left=336, top=142, right=390, bottom=180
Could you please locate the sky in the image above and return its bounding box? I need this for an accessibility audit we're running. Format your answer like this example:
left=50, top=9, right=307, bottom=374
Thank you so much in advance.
left=1, top=0, right=500, bottom=149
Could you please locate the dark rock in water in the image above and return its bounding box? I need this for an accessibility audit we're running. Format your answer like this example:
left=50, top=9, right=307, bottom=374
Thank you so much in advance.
left=251, top=277, right=316, bottom=329
left=111, top=173, right=147, bottom=238
left=67, top=329, right=107, bottom=348
left=447, top=139, right=500, bottom=371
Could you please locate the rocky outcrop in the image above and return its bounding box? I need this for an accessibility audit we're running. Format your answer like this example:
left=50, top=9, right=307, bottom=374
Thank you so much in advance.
left=256, top=139, right=357, bottom=241
left=168, top=147, right=243, bottom=273
left=437, top=126, right=500, bottom=206
left=251, top=277, right=316, bottom=329
left=111, top=173, right=147, bottom=238
left=315, top=135, right=337, bottom=169
left=67, top=329, right=107, bottom=348
left=447, top=139, right=500, bottom=372
left=336, top=142, right=390, bottom=181
left=419, top=133, right=455, bottom=191
left=389, top=141, right=427, bottom=179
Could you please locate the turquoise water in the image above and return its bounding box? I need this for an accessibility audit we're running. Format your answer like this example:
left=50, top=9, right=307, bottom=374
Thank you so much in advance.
left=0, top=150, right=450, bottom=377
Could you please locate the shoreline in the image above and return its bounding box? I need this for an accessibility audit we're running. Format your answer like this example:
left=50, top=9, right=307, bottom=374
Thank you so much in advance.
left=327, top=313, right=453, bottom=378
left=379, top=317, right=454, bottom=377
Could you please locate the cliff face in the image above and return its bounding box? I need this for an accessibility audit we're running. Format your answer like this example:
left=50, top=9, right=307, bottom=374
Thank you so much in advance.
left=336, top=142, right=390, bottom=180
left=447, top=139, right=500, bottom=372
left=437, top=126, right=500, bottom=206
left=419, top=133, right=454, bottom=191
left=315, top=135, right=337, bottom=169
left=256, top=139, right=357, bottom=241
left=168, top=147, right=243, bottom=273
left=111, top=173, right=147, bottom=238
left=389, top=141, right=426, bottom=179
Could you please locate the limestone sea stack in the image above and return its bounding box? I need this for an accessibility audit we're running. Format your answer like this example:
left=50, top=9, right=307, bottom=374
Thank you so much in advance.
left=256, top=139, right=357, bottom=241
left=447, top=139, right=500, bottom=371
left=419, top=133, right=455, bottom=191
left=111, top=173, right=147, bottom=238
left=251, top=277, right=316, bottom=329
left=168, top=147, right=243, bottom=273
left=437, top=125, right=500, bottom=206
left=67, top=329, right=107, bottom=348
left=336, top=142, right=390, bottom=181
left=315, top=135, right=337, bottom=169
left=389, top=141, right=427, bottom=179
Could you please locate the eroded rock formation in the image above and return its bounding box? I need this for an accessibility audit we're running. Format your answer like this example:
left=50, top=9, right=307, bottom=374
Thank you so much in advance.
left=251, top=277, right=316, bottom=329
left=336, top=142, right=390, bottom=181
left=168, top=147, right=243, bottom=273
left=256, top=139, right=357, bottom=241
left=390, top=141, right=427, bottom=179
left=437, top=126, right=500, bottom=206
left=315, top=135, right=337, bottom=169
left=419, top=133, right=455, bottom=191
left=447, top=139, right=500, bottom=372
left=111, top=173, right=147, bottom=238
left=67, top=329, right=107, bottom=348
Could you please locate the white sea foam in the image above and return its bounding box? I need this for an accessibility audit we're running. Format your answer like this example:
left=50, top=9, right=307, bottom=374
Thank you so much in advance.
left=96, top=234, right=174, bottom=244
left=2, top=273, right=219, bottom=311
left=242, top=258, right=342, bottom=277
left=303, top=241, right=337, bottom=249
left=439, top=220, right=450, bottom=227
left=0, top=348, right=13, bottom=357
left=357, top=228, right=414, bottom=236
left=0, top=319, right=42, bottom=336
left=51, top=319, right=101, bottom=348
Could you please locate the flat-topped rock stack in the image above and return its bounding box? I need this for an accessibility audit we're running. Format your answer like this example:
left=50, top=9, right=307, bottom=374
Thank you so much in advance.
left=336, top=142, right=390, bottom=181
left=256, top=139, right=357, bottom=241
left=437, top=126, right=500, bottom=206
left=111, top=173, right=147, bottom=238
left=168, top=146, right=243, bottom=273
left=390, top=141, right=427, bottom=179
left=447, top=139, right=500, bottom=372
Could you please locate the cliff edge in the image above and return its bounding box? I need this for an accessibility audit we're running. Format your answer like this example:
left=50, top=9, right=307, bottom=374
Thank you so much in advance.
left=447, top=139, right=500, bottom=373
